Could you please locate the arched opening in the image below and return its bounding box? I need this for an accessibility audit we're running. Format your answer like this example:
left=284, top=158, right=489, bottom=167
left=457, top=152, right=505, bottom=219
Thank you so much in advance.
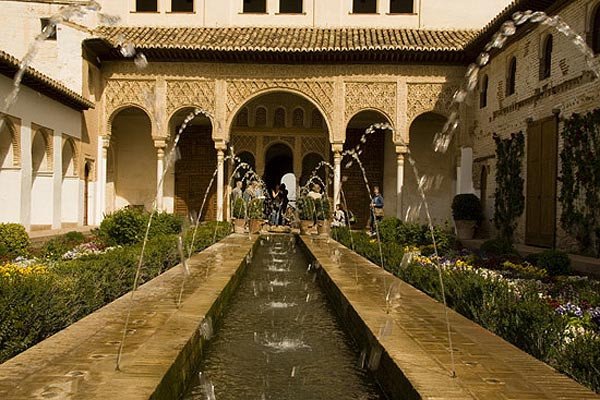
left=236, top=107, right=249, bottom=127
left=540, top=34, right=553, bottom=80
left=507, top=57, right=517, bottom=96
left=405, top=112, right=455, bottom=224
left=344, top=110, right=395, bottom=227
left=592, top=4, right=600, bottom=54
left=264, top=143, right=293, bottom=191
left=171, top=107, right=216, bottom=221
left=61, top=138, right=78, bottom=225
left=237, top=151, right=256, bottom=171
left=84, top=161, right=91, bottom=226
left=273, top=107, right=286, bottom=128
left=108, top=107, right=156, bottom=212
left=300, top=152, right=325, bottom=188
left=31, top=128, right=52, bottom=227
left=0, top=119, right=19, bottom=223
left=255, top=106, right=267, bottom=127
left=292, top=107, right=304, bottom=128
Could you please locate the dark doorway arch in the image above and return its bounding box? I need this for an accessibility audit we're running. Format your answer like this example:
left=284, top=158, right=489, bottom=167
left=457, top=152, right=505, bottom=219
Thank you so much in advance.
left=300, top=152, right=325, bottom=188
left=264, top=143, right=293, bottom=191
left=237, top=151, right=256, bottom=171
left=84, top=161, right=91, bottom=225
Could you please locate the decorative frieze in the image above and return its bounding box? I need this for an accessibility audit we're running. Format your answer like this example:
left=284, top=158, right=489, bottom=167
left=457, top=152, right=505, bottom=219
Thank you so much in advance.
left=406, top=83, right=457, bottom=124
left=345, top=82, right=397, bottom=125
left=104, top=79, right=156, bottom=120
left=166, top=80, right=216, bottom=116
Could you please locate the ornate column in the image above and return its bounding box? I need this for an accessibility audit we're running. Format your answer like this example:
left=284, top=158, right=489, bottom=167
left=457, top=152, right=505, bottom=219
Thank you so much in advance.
left=216, top=148, right=225, bottom=222
left=332, top=144, right=343, bottom=207
left=396, top=145, right=408, bottom=219
left=98, top=136, right=110, bottom=222
left=154, top=140, right=166, bottom=211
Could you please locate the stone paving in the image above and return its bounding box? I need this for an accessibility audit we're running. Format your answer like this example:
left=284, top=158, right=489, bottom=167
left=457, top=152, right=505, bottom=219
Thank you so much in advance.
left=0, top=234, right=257, bottom=400
left=301, top=236, right=600, bottom=400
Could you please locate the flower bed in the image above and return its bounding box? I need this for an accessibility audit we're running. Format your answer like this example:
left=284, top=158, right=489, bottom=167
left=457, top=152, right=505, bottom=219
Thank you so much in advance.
left=332, top=219, right=600, bottom=393
left=0, top=216, right=230, bottom=363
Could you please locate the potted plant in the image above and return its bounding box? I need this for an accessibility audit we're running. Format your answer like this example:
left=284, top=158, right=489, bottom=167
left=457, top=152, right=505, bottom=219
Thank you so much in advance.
left=451, top=193, right=483, bottom=240
left=296, top=196, right=316, bottom=235
left=231, top=197, right=246, bottom=233
left=315, top=197, right=332, bottom=235
left=247, top=198, right=264, bottom=234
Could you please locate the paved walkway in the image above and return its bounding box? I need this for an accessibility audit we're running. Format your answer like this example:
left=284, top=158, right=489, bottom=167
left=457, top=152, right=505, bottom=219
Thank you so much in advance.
left=0, top=234, right=256, bottom=400
left=302, top=236, right=599, bottom=400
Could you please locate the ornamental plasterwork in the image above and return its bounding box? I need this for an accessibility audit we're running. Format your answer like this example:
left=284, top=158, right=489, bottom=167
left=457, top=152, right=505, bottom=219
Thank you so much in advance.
left=301, top=136, right=329, bottom=158
left=345, top=82, right=397, bottom=124
left=406, top=83, right=457, bottom=124
left=166, top=80, right=216, bottom=116
left=230, top=135, right=257, bottom=156
left=263, top=135, right=296, bottom=149
left=104, top=79, right=156, bottom=120
left=0, top=115, right=21, bottom=167
left=226, top=80, right=335, bottom=122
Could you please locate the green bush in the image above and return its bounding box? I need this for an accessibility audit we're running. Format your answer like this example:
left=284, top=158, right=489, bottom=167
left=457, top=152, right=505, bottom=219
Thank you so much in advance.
left=376, top=218, right=456, bottom=254
left=40, top=231, right=87, bottom=261
left=378, top=218, right=402, bottom=243
left=314, top=198, right=331, bottom=220
left=480, top=237, right=518, bottom=256
left=97, top=208, right=182, bottom=246
left=231, top=197, right=246, bottom=219
left=0, top=223, right=30, bottom=260
left=556, top=334, right=600, bottom=392
left=451, top=194, right=483, bottom=221
left=536, top=249, right=572, bottom=277
left=247, top=198, right=264, bottom=219
left=296, top=196, right=316, bottom=220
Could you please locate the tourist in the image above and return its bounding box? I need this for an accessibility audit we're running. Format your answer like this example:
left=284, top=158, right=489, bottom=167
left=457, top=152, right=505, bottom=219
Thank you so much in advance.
left=231, top=180, right=243, bottom=202
left=254, top=181, right=265, bottom=199
left=243, top=181, right=255, bottom=203
left=277, top=183, right=289, bottom=225
left=332, top=204, right=347, bottom=227
left=369, top=186, right=384, bottom=236
left=307, top=183, right=323, bottom=200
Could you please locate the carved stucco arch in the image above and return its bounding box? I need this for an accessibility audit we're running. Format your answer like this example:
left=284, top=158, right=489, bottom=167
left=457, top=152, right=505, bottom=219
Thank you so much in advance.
left=1, top=116, right=20, bottom=167
left=104, top=79, right=157, bottom=138
left=106, top=104, right=154, bottom=139
left=32, top=126, right=53, bottom=172
left=406, top=83, right=456, bottom=128
left=62, top=136, right=79, bottom=178
left=346, top=107, right=396, bottom=129
left=166, top=105, right=216, bottom=141
left=344, top=81, right=397, bottom=129
left=226, top=83, right=334, bottom=142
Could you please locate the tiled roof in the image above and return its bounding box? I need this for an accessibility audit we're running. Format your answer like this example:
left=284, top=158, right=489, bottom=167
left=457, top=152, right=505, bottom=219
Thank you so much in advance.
left=94, top=25, right=477, bottom=53
left=0, top=50, right=93, bottom=111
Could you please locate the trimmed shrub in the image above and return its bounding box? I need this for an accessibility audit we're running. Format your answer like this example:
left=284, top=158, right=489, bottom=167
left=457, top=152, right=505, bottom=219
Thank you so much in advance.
left=296, top=196, right=316, bottom=220
left=480, top=237, right=518, bottom=256
left=97, top=207, right=147, bottom=246
left=451, top=194, right=483, bottom=221
left=0, top=223, right=30, bottom=260
left=536, top=249, right=572, bottom=277
left=247, top=198, right=264, bottom=219
left=148, top=212, right=183, bottom=238
left=231, top=197, right=246, bottom=219
left=314, top=198, right=331, bottom=220
left=40, top=231, right=87, bottom=261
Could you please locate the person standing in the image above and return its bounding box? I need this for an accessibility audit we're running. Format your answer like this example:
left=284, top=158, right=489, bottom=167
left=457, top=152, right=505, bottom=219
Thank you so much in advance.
left=369, top=186, right=384, bottom=236
left=332, top=204, right=347, bottom=228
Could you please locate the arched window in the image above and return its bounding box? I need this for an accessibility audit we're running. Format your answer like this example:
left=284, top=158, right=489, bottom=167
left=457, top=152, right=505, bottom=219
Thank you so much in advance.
left=280, top=0, right=302, bottom=13
left=591, top=5, right=600, bottom=54
left=62, top=139, right=77, bottom=178
left=292, top=108, right=304, bottom=128
left=236, top=107, right=249, bottom=127
left=540, top=35, right=553, bottom=80
left=255, top=107, right=267, bottom=127
left=353, top=0, right=377, bottom=14
left=274, top=107, right=286, bottom=128
left=479, top=75, right=489, bottom=109
left=311, top=109, right=324, bottom=129
left=243, top=0, right=266, bottom=13
left=507, top=57, right=517, bottom=96
left=32, top=129, right=51, bottom=174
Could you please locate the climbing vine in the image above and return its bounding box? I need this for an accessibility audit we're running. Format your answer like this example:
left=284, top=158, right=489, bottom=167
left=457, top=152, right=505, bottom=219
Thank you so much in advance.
left=493, top=132, right=525, bottom=242
left=559, top=109, right=600, bottom=257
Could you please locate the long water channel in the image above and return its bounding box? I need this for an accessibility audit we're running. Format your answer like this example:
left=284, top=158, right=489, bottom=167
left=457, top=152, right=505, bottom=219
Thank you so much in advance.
left=183, top=235, right=385, bottom=399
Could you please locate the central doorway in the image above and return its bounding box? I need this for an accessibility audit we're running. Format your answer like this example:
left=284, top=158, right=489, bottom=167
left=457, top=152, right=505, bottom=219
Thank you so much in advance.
left=264, top=143, right=293, bottom=191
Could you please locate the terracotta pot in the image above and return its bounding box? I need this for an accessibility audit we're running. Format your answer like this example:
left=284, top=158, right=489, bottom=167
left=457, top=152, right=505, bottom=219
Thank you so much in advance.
left=233, top=219, right=246, bottom=234
left=249, top=219, right=263, bottom=234
left=454, top=220, right=477, bottom=240
left=300, top=220, right=314, bottom=235
left=317, top=220, right=331, bottom=236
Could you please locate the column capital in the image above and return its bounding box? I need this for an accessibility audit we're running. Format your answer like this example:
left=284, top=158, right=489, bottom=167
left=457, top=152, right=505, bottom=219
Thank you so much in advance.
left=154, top=139, right=167, bottom=149
left=214, top=139, right=227, bottom=152
left=100, top=135, right=111, bottom=149
left=331, top=142, right=344, bottom=154
left=395, top=144, right=408, bottom=154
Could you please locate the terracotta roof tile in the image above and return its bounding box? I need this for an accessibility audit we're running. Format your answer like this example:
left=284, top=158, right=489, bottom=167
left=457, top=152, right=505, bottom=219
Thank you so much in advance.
left=95, top=26, right=477, bottom=53
left=0, top=49, right=93, bottom=111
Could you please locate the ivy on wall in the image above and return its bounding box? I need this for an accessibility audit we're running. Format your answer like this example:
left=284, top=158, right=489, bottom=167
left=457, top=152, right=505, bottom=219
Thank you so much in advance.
left=493, top=132, right=525, bottom=242
left=559, top=109, right=600, bottom=257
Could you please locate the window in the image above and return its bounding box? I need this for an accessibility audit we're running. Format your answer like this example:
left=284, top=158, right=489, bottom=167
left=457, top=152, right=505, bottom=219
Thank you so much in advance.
left=592, top=5, right=600, bottom=54
left=390, top=0, right=413, bottom=14
left=507, top=57, right=517, bottom=96
left=255, top=107, right=267, bottom=127
left=479, top=75, right=488, bottom=109
left=40, top=18, right=57, bottom=40
left=136, top=0, right=158, bottom=12
left=274, top=108, right=286, bottom=128
left=353, top=0, right=377, bottom=14
left=236, top=108, right=249, bottom=127
left=311, top=109, right=324, bottom=129
left=243, top=0, right=267, bottom=13
left=172, top=0, right=194, bottom=12
left=540, top=35, right=553, bottom=80
left=292, top=108, right=304, bottom=128
left=280, top=0, right=302, bottom=13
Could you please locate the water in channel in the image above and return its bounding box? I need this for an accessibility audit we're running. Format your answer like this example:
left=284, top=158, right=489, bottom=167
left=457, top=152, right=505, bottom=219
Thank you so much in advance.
left=183, top=235, right=385, bottom=400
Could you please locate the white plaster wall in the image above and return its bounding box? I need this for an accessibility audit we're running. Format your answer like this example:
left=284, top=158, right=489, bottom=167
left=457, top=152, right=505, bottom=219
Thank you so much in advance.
left=61, top=177, right=80, bottom=223
left=97, top=0, right=512, bottom=29
left=383, top=129, right=397, bottom=217
left=0, top=170, right=22, bottom=222
left=31, top=174, right=53, bottom=225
